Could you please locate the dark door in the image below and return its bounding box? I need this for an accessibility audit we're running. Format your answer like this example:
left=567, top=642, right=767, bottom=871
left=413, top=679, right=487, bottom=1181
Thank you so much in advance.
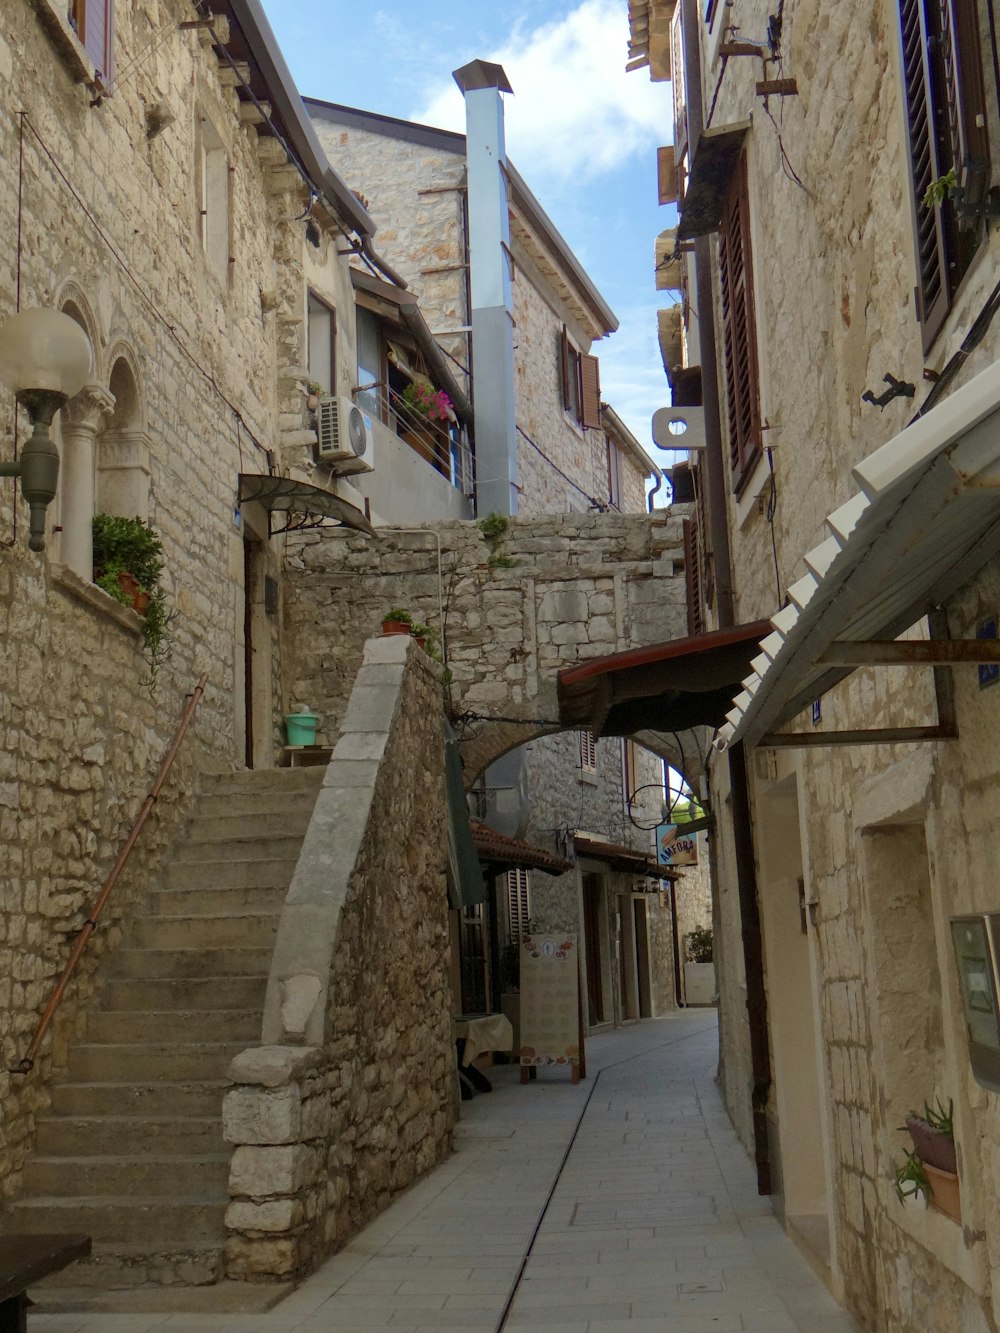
left=582, top=874, right=604, bottom=1025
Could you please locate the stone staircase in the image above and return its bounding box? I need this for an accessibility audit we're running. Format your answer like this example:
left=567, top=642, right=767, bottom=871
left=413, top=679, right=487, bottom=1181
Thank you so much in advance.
left=11, top=766, right=324, bottom=1289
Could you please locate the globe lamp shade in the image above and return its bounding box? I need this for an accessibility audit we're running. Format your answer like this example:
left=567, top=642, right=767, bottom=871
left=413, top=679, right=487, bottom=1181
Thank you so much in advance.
left=0, top=308, right=93, bottom=399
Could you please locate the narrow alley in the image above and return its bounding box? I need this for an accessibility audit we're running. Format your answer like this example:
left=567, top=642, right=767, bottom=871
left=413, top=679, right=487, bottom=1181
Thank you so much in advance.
left=33, top=1013, right=857, bottom=1333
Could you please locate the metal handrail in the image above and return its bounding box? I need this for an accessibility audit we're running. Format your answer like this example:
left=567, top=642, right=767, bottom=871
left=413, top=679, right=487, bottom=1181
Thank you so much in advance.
left=9, top=672, right=209, bottom=1075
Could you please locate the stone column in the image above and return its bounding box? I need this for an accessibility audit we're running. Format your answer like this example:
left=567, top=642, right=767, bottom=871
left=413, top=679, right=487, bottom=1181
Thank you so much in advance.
left=59, top=384, right=115, bottom=580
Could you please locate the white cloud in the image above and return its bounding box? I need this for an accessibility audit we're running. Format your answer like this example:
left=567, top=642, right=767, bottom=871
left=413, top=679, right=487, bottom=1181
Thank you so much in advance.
left=412, top=0, right=672, bottom=184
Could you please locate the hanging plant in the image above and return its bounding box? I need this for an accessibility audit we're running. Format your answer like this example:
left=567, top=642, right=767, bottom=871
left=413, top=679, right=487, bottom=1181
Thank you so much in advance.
left=92, top=514, right=174, bottom=694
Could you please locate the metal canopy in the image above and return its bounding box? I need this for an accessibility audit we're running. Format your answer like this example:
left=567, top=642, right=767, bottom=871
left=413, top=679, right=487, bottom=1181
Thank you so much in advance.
left=238, top=474, right=376, bottom=537
left=719, top=359, right=1000, bottom=750
left=557, top=621, right=770, bottom=738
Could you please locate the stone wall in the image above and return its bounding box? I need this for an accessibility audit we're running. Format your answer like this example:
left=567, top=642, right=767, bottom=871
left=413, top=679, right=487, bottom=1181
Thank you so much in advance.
left=282, top=511, right=686, bottom=772
left=223, top=636, right=455, bottom=1280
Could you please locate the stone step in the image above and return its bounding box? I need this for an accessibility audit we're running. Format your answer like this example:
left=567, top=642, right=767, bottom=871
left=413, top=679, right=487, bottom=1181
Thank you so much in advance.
left=36, top=1116, right=225, bottom=1158
left=13, top=1197, right=226, bottom=1245
left=50, top=1082, right=225, bottom=1119
left=171, top=835, right=306, bottom=863
left=198, top=768, right=325, bottom=797
left=108, top=947, right=271, bottom=979
left=194, top=786, right=324, bottom=818
left=87, top=1008, right=260, bottom=1044
left=184, top=811, right=313, bottom=842
left=67, top=1042, right=246, bottom=1083
left=34, top=1243, right=225, bottom=1289
left=129, top=913, right=281, bottom=952
left=163, top=858, right=297, bottom=891
left=101, top=976, right=266, bottom=1012
left=24, top=1154, right=230, bottom=1198
left=152, top=885, right=290, bottom=917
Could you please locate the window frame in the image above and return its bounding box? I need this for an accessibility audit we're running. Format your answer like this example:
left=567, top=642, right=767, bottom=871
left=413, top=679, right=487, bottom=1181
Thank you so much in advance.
left=560, top=326, right=602, bottom=429
left=69, top=0, right=114, bottom=83
left=196, top=113, right=231, bottom=282
left=307, top=292, right=337, bottom=397
left=897, top=0, right=991, bottom=350
left=579, top=729, right=598, bottom=777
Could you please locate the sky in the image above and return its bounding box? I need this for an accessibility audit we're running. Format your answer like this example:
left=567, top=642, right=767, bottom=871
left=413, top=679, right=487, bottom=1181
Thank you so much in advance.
left=259, top=0, right=678, bottom=487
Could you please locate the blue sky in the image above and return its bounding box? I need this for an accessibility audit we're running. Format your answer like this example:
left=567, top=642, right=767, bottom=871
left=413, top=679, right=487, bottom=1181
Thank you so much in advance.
left=260, top=0, right=678, bottom=476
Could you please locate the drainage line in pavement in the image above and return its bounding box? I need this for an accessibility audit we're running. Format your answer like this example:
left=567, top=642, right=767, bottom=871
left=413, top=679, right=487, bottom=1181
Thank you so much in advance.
left=492, top=1022, right=713, bottom=1333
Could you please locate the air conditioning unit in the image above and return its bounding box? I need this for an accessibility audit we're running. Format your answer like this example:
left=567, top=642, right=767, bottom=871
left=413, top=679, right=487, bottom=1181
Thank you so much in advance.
left=315, top=396, right=374, bottom=474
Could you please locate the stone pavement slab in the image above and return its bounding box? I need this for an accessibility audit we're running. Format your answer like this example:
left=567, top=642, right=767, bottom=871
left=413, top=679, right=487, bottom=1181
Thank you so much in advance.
left=31, top=1012, right=859, bottom=1333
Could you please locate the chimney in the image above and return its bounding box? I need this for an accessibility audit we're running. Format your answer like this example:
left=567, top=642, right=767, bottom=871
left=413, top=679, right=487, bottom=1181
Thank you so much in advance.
left=453, top=59, right=518, bottom=517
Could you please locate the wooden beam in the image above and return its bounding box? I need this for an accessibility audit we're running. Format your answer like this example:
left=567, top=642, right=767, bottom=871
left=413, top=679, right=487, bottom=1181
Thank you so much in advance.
left=819, top=639, right=1000, bottom=665
left=720, top=42, right=765, bottom=56
left=761, top=725, right=957, bottom=748
left=756, top=78, right=798, bottom=97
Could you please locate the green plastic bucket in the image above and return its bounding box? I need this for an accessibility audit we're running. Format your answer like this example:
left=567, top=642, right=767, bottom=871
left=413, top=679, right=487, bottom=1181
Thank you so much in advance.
left=285, top=709, right=319, bottom=746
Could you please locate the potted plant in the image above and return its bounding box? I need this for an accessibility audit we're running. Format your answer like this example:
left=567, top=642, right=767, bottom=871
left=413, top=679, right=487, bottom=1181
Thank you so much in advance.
left=381, top=607, right=412, bottom=636
left=92, top=514, right=173, bottom=693
left=401, top=381, right=452, bottom=423
left=895, top=1098, right=960, bottom=1222
left=684, top=926, right=716, bottom=1007
left=410, top=621, right=440, bottom=654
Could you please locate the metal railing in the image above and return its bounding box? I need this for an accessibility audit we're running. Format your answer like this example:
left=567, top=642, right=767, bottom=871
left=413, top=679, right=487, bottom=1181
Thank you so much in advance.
left=355, top=381, right=473, bottom=496
left=9, top=672, right=208, bottom=1075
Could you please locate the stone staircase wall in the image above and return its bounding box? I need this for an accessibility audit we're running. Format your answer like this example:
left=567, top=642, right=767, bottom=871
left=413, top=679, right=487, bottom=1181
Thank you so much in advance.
left=223, top=635, right=457, bottom=1281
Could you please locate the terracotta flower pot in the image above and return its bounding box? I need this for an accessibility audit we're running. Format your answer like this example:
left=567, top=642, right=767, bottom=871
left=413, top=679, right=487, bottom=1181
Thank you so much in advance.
left=925, top=1163, right=961, bottom=1222
left=117, top=570, right=140, bottom=599
left=132, top=589, right=152, bottom=614
left=381, top=619, right=410, bottom=636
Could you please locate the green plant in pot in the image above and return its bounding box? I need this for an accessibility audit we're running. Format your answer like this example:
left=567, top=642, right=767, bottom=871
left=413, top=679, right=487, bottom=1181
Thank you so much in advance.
left=687, top=925, right=714, bottom=963
left=92, top=514, right=173, bottom=693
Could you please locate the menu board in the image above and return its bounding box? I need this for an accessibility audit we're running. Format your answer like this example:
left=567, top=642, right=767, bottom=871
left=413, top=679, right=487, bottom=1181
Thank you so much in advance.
left=519, top=933, right=582, bottom=1074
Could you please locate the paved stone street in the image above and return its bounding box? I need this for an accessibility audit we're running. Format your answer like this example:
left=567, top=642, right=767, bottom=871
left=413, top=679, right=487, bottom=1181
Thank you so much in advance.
left=33, top=1011, right=858, bottom=1333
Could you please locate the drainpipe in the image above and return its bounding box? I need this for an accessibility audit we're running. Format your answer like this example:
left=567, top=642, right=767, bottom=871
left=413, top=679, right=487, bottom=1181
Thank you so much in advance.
left=453, top=59, right=519, bottom=518
left=680, top=0, right=772, bottom=1194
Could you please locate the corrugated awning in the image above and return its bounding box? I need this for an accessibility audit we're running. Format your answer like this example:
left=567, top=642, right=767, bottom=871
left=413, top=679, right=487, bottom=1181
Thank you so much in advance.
left=238, top=474, right=376, bottom=536
left=574, top=833, right=677, bottom=881
left=470, top=822, right=573, bottom=876
left=558, top=621, right=771, bottom=737
left=719, top=360, right=1000, bottom=749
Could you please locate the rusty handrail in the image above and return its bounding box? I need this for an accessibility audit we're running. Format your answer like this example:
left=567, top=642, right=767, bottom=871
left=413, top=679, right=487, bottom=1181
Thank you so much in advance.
left=9, top=673, right=209, bottom=1075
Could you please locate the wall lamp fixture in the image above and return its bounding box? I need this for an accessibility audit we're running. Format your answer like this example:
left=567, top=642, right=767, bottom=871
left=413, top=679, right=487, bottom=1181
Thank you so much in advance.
left=0, top=309, right=93, bottom=552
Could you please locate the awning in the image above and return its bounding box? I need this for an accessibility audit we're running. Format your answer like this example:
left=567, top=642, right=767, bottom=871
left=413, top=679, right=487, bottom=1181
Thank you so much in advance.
left=238, top=474, right=376, bottom=536
left=574, top=833, right=677, bottom=881
left=719, top=359, right=1000, bottom=749
left=677, top=122, right=750, bottom=240
left=470, top=822, right=573, bottom=876
left=558, top=621, right=771, bottom=737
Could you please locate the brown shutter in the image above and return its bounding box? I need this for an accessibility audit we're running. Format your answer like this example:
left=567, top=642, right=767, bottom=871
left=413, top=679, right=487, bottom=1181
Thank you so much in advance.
left=506, top=869, right=531, bottom=943
left=940, top=0, right=990, bottom=211
left=559, top=326, right=572, bottom=411
left=657, top=146, right=678, bottom=204
left=683, top=518, right=704, bottom=637
left=82, top=0, right=114, bottom=82
left=580, top=354, right=601, bottom=428
left=717, top=154, right=761, bottom=492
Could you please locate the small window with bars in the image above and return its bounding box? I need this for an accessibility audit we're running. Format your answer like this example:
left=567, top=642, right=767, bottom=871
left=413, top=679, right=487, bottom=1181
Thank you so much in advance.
left=506, top=868, right=532, bottom=943
left=579, top=729, right=598, bottom=776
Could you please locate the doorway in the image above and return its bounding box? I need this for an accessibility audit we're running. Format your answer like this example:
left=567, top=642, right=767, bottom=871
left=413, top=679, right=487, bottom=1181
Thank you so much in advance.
left=241, top=529, right=274, bottom=769
left=582, top=873, right=606, bottom=1026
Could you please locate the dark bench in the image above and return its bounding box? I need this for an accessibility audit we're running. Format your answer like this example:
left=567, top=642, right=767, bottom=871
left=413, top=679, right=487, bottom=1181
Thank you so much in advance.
left=0, top=1236, right=91, bottom=1332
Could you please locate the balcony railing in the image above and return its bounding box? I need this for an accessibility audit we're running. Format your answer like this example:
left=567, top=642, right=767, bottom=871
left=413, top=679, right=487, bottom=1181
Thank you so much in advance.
left=355, top=380, right=473, bottom=495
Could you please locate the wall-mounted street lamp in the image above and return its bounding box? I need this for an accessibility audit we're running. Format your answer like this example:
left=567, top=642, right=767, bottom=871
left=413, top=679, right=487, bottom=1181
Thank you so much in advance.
left=0, top=308, right=93, bottom=552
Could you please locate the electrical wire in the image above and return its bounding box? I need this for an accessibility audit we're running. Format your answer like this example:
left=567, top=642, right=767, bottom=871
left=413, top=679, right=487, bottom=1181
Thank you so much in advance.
left=515, top=425, right=608, bottom=511
left=911, top=274, right=1000, bottom=420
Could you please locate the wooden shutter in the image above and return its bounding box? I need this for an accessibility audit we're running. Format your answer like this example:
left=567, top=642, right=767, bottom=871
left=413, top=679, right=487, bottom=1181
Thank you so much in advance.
left=683, top=517, right=704, bottom=637
left=899, top=0, right=952, bottom=345
left=81, top=0, right=114, bottom=82
left=506, top=869, right=531, bottom=943
left=718, top=153, right=761, bottom=493
left=938, top=0, right=990, bottom=211
left=559, top=326, right=572, bottom=411
left=579, top=730, right=597, bottom=774
left=580, top=354, right=601, bottom=428
left=657, top=146, right=678, bottom=205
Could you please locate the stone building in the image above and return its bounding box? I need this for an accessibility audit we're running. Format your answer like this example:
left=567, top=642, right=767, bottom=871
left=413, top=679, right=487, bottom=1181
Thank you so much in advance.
left=304, top=71, right=687, bottom=1032
left=628, top=0, right=1000, bottom=1328
left=0, top=0, right=462, bottom=1291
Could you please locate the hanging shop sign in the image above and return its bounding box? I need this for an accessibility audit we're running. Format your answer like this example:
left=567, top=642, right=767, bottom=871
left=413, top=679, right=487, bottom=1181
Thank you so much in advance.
left=656, top=822, right=698, bottom=866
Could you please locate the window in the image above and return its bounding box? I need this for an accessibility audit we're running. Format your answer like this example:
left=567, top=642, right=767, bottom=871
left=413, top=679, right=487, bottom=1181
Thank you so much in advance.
left=579, top=730, right=598, bottom=776
left=506, top=869, right=532, bottom=943
left=197, top=115, right=230, bottom=279
left=560, top=326, right=602, bottom=429
left=355, top=306, right=383, bottom=420
left=898, top=0, right=991, bottom=348
left=718, top=152, right=761, bottom=493
left=308, top=293, right=337, bottom=396
left=69, top=0, right=114, bottom=82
